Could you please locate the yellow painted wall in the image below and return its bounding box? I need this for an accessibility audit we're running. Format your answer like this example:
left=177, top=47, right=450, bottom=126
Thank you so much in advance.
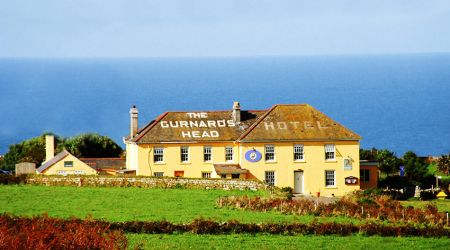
left=239, top=141, right=360, bottom=196
left=126, top=140, right=359, bottom=196
left=41, top=154, right=97, bottom=175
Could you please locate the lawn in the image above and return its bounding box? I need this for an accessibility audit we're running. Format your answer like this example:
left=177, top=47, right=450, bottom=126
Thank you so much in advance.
left=0, top=185, right=356, bottom=224
left=127, top=233, right=450, bottom=250
left=400, top=199, right=450, bottom=212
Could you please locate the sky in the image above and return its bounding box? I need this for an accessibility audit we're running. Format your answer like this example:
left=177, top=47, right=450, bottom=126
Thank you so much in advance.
left=1, top=0, right=450, bottom=57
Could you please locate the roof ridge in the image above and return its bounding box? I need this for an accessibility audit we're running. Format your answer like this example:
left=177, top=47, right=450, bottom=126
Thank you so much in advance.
left=237, top=104, right=279, bottom=141
left=131, top=112, right=169, bottom=142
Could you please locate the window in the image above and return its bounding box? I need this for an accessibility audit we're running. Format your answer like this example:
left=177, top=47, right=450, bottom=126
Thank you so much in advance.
left=325, top=144, right=335, bottom=160
left=294, top=144, right=304, bottom=161
left=202, top=172, right=211, bottom=178
left=325, top=170, right=336, bottom=187
left=154, top=147, right=164, bottom=163
left=204, top=146, right=212, bottom=162
left=265, top=171, right=275, bottom=186
left=225, top=146, right=233, bottom=161
left=154, top=172, right=164, bottom=177
left=360, top=169, right=370, bottom=182
left=57, top=170, right=67, bottom=176
left=74, top=170, right=85, bottom=175
left=231, top=174, right=240, bottom=179
left=64, top=161, right=73, bottom=167
left=265, top=145, right=275, bottom=161
left=181, top=146, right=189, bottom=162
left=220, top=174, right=227, bottom=179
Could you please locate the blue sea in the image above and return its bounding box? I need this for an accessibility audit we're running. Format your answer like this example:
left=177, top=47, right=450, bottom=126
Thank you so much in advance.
left=0, top=54, right=449, bottom=156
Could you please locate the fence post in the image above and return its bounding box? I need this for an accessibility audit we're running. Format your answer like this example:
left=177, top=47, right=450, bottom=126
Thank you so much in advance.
left=447, top=212, right=448, bottom=226
left=361, top=206, right=364, bottom=216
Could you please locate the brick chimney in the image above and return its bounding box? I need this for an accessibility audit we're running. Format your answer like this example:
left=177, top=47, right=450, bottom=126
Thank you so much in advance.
left=130, top=105, right=139, bottom=138
left=45, top=135, right=54, bottom=162
left=232, top=101, right=241, bottom=124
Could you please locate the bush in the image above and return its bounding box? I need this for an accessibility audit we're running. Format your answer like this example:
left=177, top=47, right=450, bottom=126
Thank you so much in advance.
left=0, top=214, right=127, bottom=250
left=216, top=193, right=446, bottom=225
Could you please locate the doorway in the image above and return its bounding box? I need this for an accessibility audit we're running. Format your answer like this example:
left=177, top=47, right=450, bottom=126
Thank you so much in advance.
left=294, top=171, right=303, bottom=194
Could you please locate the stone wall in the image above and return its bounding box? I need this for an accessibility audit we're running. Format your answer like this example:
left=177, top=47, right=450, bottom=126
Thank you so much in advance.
left=26, top=176, right=267, bottom=191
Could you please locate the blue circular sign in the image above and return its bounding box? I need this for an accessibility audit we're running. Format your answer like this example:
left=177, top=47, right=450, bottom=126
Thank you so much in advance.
left=245, top=149, right=262, bottom=162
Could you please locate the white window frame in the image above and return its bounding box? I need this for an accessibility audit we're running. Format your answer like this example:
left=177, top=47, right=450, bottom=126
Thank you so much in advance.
left=225, top=146, right=233, bottom=161
left=325, top=170, right=336, bottom=187
left=64, top=161, right=73, bottom=168
left=181, top=146, right=189, bottom=163
left=203, top=146, right=212, bottom=162
left=265, top=171, right=275, bottom=186
left=154, top=147, right=164, bottom=163
left=57, top=170, right=67, bottom=176
left=264, top=145, right=275, bottom=162
left=202, top=172, right=211, bottom=179
left=74, top=170, right=85, bottom=175
left=294, top=144, right=304, bottom=161
left=154, top=172, right=164, bottom=177
left=325, top=144, right=336, bottom=161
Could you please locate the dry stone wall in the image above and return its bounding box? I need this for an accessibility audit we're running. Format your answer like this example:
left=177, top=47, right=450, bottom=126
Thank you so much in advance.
left=26, top=176, right=266, bottom=191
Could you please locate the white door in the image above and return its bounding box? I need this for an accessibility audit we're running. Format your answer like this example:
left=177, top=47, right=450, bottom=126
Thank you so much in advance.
left=294, top=171, right=303, bottom=193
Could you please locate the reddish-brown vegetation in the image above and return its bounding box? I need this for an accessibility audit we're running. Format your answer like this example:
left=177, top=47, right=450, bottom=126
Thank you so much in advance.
left=0, top=214, right=127, bottom=250
left=216, top=194, right=447, bottom=225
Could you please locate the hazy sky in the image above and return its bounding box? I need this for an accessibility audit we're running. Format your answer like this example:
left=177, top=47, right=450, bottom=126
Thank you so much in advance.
left=1, top=0, right=450, bottom=57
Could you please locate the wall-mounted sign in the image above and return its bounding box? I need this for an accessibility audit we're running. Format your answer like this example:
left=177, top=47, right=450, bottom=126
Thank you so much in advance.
left=345, top=176, right=358, bottom=185
left=344, top=159, right=352, bottom=170
left=245, top=149, right=262, bottom=162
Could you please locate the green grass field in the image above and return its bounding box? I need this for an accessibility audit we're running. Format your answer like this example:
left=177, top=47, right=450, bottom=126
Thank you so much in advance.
left=1, top=185, right=449, bottom=249
left=0, top=185, right=356, bottom=224
left=126, top=233, right=450, bottom=250
left=400, top=199, right=450, bottom=212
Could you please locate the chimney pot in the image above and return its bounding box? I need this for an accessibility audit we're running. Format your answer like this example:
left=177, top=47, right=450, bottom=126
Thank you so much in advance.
left=232, top=101, right=241, bottom=124
left=130, top=105, right=139, bottom=138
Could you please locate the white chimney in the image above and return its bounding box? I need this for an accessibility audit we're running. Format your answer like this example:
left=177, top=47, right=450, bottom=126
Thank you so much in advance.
left=232, top=101, right=241, bottom=124
left=130, top=105, right=139, bottom=138
left=45, top=135, right=54, bottom=162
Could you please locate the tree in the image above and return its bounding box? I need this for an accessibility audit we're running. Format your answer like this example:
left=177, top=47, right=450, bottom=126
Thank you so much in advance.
left=402, top=151, right=429, bottom=181
left=437, top=153, right=450, bottom=175
left=360, top=148, right=377, bottom=161
left=0, top=133, right=122, bottom=171
left=0, top=133, right=61, bottom=171
left=60, top=133, right=122, bottom=158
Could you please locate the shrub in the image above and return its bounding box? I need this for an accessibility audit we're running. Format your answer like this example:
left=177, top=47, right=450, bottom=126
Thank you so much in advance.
left=0, top=214, right=127, bottom=250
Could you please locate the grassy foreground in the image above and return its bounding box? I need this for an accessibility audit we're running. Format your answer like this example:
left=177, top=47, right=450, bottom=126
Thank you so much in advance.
left=400, top=199, right=450, bottom=212
left=0, top=185, right=356, bottom=224
left=127, top=233, right=450, bottom=250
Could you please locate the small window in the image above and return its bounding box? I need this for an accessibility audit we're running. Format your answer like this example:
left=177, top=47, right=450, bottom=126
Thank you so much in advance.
left=154, top=172, right=164, bottom=177
left=265, top=171, right=275, bottom=186
left=181, top=146, right=189, bottom=162
left=57, top=170, right=67, bottom=176
left=154, top=147, right=164, bottom=163
left=294, top=144, right=304, bottom=161
left=202, top=172, right=211, bottom=179
left=325, top=170, right=336, bottom=187
left=204, top=146, right=212, bottom=162
left=325, top=144, right=335, bottom=160
left=220, top=174, right=227, bottom=179
left=265, top=145, right=275, bottom=161
left=360, top=169, right=370, bottom=182
left=225, top=146, right=233, bottom=161
left=231, top=174, right=240, bottom=179
left=74, top=170, right=85, bottom=175
left=64, top=161, right=73, bottom=167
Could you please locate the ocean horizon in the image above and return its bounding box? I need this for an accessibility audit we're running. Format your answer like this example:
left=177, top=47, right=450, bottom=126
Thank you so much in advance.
left=1, top=54, right=449, bottom=156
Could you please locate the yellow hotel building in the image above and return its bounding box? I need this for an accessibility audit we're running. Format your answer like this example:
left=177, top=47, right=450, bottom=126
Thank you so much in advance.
left=125, top=102, right=361, bottom=196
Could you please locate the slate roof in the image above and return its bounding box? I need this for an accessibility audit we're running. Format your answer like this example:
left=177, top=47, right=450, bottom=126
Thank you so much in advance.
left=132, top=110, right=265, bottom=143
left=80, top=158, right=125, bottom=170
left=128, top=104, right=360, bottom=143
left=36, top=150, right=71, bottom=173
left=214, top=164, right=249, bottom=174
left=239, top=104, right=361, bottom=141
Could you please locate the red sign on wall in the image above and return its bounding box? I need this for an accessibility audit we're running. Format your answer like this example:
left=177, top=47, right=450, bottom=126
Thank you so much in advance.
left=345, top=176, right=358, bottom=185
